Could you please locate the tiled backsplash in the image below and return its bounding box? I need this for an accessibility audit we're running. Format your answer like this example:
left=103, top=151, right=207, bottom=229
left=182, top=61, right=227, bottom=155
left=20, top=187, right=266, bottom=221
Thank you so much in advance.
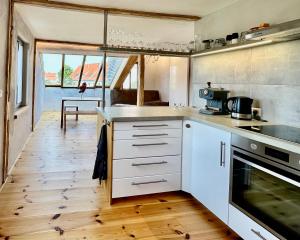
left=190, top=40, right=300, bottom=126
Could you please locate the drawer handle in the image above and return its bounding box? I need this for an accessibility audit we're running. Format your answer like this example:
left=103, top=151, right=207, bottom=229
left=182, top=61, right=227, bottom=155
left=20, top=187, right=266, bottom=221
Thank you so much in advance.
left=132, top=143, right=168, bottom=147
left=131, top=179, right=167, bottom=186
left=132, top=133, right=168, bottom=137
left=251, top=229, right=267, bottom=240
left=132, top=161, right=168, bottom=166
left=132, top=124, right=169, bottom=128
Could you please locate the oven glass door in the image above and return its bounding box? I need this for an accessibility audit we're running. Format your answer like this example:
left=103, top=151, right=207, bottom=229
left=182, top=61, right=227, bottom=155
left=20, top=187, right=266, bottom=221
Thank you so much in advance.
left=231, top=154, right=300, bottom=239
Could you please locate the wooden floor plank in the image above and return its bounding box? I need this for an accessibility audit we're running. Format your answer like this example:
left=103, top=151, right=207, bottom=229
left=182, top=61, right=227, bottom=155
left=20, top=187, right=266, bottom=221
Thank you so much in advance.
left=0, top=112, right=240, bottom=239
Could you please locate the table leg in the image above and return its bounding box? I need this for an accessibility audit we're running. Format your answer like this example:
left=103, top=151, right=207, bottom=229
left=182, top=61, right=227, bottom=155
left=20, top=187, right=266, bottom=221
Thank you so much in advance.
left=61, top=100, right=65, bottom=128
left=97, top=100, right=101, bottom=107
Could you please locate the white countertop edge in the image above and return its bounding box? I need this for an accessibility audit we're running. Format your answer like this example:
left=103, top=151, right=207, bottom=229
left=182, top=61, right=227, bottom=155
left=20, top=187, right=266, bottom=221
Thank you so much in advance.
left=97, top=107, right=300, bottom=154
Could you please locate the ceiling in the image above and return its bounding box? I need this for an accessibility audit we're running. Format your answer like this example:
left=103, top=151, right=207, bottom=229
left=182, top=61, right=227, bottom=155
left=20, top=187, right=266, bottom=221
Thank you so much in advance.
left=15, top=0, right=240, bottom=44
left=49, top=0, right=240, bottom=17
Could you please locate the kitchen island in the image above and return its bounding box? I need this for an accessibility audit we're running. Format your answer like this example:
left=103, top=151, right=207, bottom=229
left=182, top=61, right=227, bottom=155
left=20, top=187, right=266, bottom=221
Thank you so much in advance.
left=97, top=106, right=299, bottom=240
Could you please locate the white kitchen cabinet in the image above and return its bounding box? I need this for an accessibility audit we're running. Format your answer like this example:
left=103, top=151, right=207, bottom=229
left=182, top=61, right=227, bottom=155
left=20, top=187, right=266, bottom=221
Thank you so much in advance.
left=112, top=120, right=182, bottom=198
left=190, top=122, right=231, bottom=224
left=181, top=120, right=193, bottom=193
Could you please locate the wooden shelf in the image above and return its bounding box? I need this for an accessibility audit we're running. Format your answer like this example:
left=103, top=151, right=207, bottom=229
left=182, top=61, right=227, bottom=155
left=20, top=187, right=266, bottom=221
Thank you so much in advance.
left=191, top=40, right=273, bottom=57
left=100, top=46, right=191, bottom=57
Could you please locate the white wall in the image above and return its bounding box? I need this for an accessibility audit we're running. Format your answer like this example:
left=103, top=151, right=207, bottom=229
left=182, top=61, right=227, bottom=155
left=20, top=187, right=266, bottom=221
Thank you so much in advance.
left=192, top=0, right=300, bottom=126
left=144, top=56, right=189, bottom=105
left=0, top=0, right=9, bottom=183
left=8, top=10, right=35, bottom=172
left=169, top=57, right=189, bottom=106
left=34, top=52, right=45, bottom=125
left=195, top=0, right=300, bottom=41
left=145, top=56, right=170, bottom=102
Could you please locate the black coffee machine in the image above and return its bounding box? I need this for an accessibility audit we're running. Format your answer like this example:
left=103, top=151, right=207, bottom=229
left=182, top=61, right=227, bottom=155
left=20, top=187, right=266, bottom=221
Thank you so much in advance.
left=227, top=96, right=253, bottom=120
left=199, top=82, right=230, bottom=115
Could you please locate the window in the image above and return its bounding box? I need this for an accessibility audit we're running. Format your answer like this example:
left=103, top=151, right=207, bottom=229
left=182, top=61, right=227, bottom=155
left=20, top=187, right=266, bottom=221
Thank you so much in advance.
left=81, top=55, right=103, bottom=87
left=42, top=52, right=126, bottom=89
left=63, top=54, right=84, bottom=87
left=43, top=53, right=62, bottom=86
left=123, top=63, right=138, bottom=89
left=16, top=39, right=27, bottom=108
left=96, top=56, right=128, bottom=87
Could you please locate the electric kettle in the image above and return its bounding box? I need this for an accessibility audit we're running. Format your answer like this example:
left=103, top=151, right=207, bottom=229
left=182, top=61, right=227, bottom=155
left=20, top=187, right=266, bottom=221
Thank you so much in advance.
left=227, top=97, right=253, bottom=120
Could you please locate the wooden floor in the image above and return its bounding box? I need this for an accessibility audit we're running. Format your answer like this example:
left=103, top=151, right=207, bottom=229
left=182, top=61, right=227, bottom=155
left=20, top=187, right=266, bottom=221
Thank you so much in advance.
left=0, top=112, right=240, bottom=240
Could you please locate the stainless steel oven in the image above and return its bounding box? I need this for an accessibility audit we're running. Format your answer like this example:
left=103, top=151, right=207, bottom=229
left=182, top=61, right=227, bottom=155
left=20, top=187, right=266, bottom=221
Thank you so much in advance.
left=230, top=135, right=300, bottom=240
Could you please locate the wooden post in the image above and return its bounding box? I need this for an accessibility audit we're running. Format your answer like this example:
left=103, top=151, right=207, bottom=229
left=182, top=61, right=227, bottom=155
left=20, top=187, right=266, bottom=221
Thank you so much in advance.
left=137, top=54, right=145, bottom=106
left=2, top=0, right=14, bottom=183
left=31, top=39, right=37, bottom=131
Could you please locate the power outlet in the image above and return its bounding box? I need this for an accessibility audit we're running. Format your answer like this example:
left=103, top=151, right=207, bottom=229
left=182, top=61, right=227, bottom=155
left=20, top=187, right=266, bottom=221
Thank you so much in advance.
left=252, top=107, right=262, bottom=119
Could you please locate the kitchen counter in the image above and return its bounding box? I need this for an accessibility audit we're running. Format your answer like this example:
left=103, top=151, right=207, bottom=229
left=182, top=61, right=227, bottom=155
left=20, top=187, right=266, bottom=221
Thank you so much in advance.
left=97, top=106, right=300, bottom=154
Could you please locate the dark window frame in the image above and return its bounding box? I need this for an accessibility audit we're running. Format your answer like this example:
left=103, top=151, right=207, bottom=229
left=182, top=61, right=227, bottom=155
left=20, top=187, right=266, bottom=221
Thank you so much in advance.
left=15, top=37, right=28, bottom=109
left=44, top=53, right=104, bottom=89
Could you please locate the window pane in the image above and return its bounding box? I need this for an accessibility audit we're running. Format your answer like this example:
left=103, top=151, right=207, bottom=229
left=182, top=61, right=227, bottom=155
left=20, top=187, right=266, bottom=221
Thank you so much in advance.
left=123, top=74, right=130, bottom=89
left=130, top=64, right=138, bottom=89
left=97, top=57, right=128, bottom=87
left=43, top=53, right=62, bottom=86
left=63, top=54, right=84, bottom=87
left=16, top=40, right=24, bottom=105
left=81, top=55, right=103, bottom=88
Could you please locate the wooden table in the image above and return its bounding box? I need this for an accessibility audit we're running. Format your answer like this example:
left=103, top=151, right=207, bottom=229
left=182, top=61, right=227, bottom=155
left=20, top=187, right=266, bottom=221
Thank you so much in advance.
left=60, top=97, right=102, bottom=128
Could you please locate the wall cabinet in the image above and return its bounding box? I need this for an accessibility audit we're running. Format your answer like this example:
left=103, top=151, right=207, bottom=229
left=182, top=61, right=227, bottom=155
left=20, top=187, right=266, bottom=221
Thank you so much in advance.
left=189, top=122, right=231, bottom=224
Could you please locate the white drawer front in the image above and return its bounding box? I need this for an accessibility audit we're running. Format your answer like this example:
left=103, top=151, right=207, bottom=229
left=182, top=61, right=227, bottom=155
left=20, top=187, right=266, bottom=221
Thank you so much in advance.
left=113, top=138, right=182, bottom=159
left=229, top=205, right=280, bottom=240
left=114, top=128, right=182, bottom=140
left=112, top=173, right=181, bottom=198
left=113, top=156, right=181, bottom=178
left=114, top=120, right=182, bottom=131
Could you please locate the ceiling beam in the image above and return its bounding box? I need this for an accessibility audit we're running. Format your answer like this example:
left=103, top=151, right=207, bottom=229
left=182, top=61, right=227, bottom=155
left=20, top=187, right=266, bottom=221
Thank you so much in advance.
left=110, top=55, right=138, bottom=89
left=13, top=0, right=201, bottom=21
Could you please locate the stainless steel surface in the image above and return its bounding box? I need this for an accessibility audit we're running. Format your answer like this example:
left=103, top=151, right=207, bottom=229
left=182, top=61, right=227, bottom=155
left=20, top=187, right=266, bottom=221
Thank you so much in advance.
left=233, top=154, right=300, bottom=186
left=102, top=11, right=108, bottom=109
left=131, top=179, right=167, bottom=185
left=131, top=161, right=168, bottom=166
left=231, top=112, right=252, bottom=120
left=251, top=229, right=268, bottom=240
left=132, top=143, right=168, bottom=147
left=132, top=124, right=169, bottom=128
left=230, top=134, right=300, bottom=240
left=245, top=19, right=300, bottom=41
left=232, top=134, right=300, bottom=171
left=221, top=142, right=226, bottom=167
left=100, top=46, right=190, bottom=57
left=132, top=133, right=168, bottom=137
left=220, top=141, right=224, bottom=167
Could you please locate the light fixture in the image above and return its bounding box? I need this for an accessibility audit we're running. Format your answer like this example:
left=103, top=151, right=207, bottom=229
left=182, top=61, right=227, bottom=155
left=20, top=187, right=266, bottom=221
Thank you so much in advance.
left=191, top=40, right=273, bottom=58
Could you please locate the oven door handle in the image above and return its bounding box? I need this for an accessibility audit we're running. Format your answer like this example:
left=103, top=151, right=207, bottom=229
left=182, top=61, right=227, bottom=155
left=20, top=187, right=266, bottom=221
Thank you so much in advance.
left=233, top=156, right=300, bottom=187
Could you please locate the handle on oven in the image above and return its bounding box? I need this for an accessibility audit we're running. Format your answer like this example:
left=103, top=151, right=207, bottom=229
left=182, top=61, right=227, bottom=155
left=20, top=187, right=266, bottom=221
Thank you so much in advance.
left=233, top=156, right=300, bottom=187
left=251, top=229, right=267, bottom=240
